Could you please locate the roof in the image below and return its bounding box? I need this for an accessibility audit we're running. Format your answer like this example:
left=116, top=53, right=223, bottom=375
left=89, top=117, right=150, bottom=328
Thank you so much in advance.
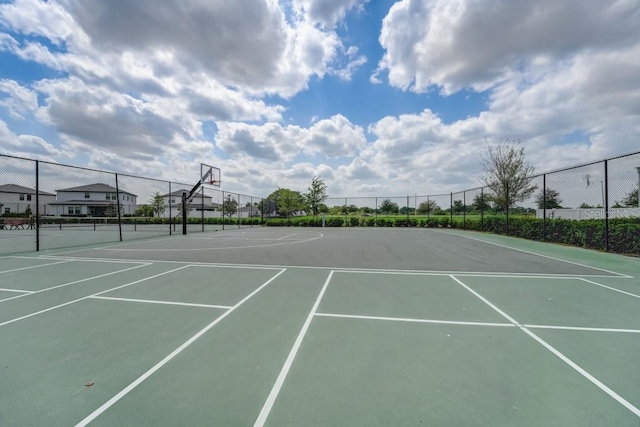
left=56, top=183, right=136, bottom=196
left=0, top=184, right=55, bottom=196
left=161, top=189, right=212, bottom=198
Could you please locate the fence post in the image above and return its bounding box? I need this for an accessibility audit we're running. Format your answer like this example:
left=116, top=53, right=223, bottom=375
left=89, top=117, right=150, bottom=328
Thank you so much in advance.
left=115, top=173, right=123, bottom=241
left=222, top=191, right=226, bottom=231
left=181, top=192, right=187, bottom=235
left=427, top=195, right=430, bottom=221
left=345, top=197, right=347, bottom=227
left=375, top=197, right=378, bottom=225
left=169, top=182, right=172, bottom=235
left=35, top=160, right=40, bottom=251
left=480, top=188, right=484, bottom=231
left=505, top=181, right=509, bottom=235
left=450, top=192, right=453, bottom=226
left=238, top=193, right=241, bottom=229
left=542, top=174, right=546, bottom=241
left=201, top=186, right=205, bottom=232
left=604, top=160, right=609, bottom=251
left=406, top=195, right=410, bottom=226
left=463, top=191, right=466, bottom=229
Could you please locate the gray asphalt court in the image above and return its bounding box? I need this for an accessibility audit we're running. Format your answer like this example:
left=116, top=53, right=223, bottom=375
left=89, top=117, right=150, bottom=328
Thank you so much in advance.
left=1, top=227, right=639, bottom=426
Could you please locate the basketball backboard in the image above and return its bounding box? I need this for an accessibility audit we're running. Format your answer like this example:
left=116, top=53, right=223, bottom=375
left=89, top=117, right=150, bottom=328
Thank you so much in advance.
left=200, top=163, right=221, bottom=187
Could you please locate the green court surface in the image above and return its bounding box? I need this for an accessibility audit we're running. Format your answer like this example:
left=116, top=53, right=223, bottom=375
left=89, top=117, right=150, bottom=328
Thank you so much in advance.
left=0, top=227, right=639, bottom=426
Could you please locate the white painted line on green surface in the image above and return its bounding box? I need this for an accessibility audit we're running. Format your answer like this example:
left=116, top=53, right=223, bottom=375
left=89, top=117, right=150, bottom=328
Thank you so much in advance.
left=253, top=270, right=334, bottom=427
left=315, top=312, right=513, bottom=328
left=525, top=324, right=640, bottom=334
left=0, top=263, right=150, bottom=303
left=0, top=259, right=72, bottom=274
left=90, top=296, right=232, bottom=309
left=451, top=274, right=640, bottom=419
left=74, top=268, right=287, bottom=427
left=0, top=265, right=188, bottom=327
left=580, top=278, right=640, bottom=299
left=437, top=231, right=631, bottom=278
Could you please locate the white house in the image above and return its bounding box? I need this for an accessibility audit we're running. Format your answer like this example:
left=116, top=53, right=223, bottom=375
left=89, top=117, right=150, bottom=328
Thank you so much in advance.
left=0, top=184, right=56, bottom=215
left=157, top=189, right=221, bottom=218
left=48, top=183, right=137, bottom=216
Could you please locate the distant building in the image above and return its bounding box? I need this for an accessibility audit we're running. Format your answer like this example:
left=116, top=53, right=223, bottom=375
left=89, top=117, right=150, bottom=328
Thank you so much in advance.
left=0, top=184, right=56, bottom=215
left=155, top=189, right=221, bottom=217
left=48, top=183, right=137, bottom=216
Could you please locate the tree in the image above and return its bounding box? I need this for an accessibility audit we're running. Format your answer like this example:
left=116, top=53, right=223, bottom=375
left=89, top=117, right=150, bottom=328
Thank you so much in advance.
left=134, top=205, right=154, bottom=217
left=482, top=139, right=537, bottom=213
left=379, top=199, right=399, bottom=214
left=265, top=188, right=305, bottom=218
left=617, top=189, right=639, bottom=207
left=535, top=188, right=563, bottom=209
left=471, top=194, right=491, bottom=213
left=417, top=200, right=439, bottom=214
left=452, top=200, right=465, bottom=214
left=304, top=176, right=328, bottom=218
left=222, top=195, right=238, bottom=218
left=24, top=205, right=32, bottom=217
left=149, top=192, right=166, bottom=217
left=579, top=202, right=594, bottom=209
left=104, top=203, right=118, bottom=217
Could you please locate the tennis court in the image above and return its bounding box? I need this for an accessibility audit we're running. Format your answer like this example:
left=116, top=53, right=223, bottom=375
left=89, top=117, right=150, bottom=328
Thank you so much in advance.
left=1, top=227, right=639, bottom=426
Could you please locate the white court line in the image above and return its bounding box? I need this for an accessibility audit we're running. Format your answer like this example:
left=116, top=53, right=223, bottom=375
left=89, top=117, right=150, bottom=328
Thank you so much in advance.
left=9, top=255, right=148, bottom=265
left=0, top=287, right=33, bottom=294
left=253, top=270, right=334, bottom=427
left=0, top=263, right=150, bottom=303
left=0, top=265, right=189, bottom=328
left=580, top=278, right=640, bottom=299
left=90, top=296, right=232, bottom=310
left=31, top=255, right=626, bottom=279
left=75, top=268, right=287, bottom=427
left=94, top=232, right=324, bottom=252
left=450, top=274, right=640, bottom=418
left=525, top=324, right=640, bottom=334
left=0, top=259, right=72, bottom=274
left=315, top=312, right=513, bottom=328
left=277, top=233, right=296, bottom=240
left=436, top=230, right=632, bottom=278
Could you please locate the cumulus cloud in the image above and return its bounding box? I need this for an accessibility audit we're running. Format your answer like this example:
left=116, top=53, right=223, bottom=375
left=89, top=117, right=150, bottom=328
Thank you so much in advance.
left=215, top=114, right=366, bottom=162
left=376, top=0, right=640, bottom=94
left=0, top=79, right=38, bottom=119
left=0, top=119, right=71, bottom=160
left=294, top=0, right=369, bottom=29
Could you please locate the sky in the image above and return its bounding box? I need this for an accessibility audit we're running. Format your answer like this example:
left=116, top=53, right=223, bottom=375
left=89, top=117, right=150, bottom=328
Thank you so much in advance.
left=1, top=0, right=639, bottom=201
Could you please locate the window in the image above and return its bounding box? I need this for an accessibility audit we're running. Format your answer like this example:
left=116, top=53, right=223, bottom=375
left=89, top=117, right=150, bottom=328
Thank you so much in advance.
left=27, top=194, right=31, bottom=201
left=19, top=194, right=25, bottom=201
left=68, top=206, right=81, bottom=215
left=171, top=198, right=175, bottom=204
left=105, top=193, right=117, bottom=200
left=84, top=192, right=90, bottom=199
left=4, top=207, right=10, bottom=214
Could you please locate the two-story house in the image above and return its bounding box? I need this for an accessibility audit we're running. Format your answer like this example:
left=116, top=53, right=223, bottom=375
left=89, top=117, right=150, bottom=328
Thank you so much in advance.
left=0, top=184, right=56, bottom=215
left=160, top=189, right=220, bottom=217
left=47, top=183, right=137, bottom=216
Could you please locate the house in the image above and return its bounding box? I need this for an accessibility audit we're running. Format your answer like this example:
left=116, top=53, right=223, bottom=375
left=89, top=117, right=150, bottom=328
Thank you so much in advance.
left=47, top=183, right=137, bottom=216
left=238, top=205, right=260, bottom=218
left=156, top=189, right=221, bottom=217
left=0, top=184, right=56, bottom=215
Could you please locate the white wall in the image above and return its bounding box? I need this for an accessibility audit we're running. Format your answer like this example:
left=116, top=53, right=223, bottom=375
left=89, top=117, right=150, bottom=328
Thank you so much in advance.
left=537, top=208, right=640, bottom=220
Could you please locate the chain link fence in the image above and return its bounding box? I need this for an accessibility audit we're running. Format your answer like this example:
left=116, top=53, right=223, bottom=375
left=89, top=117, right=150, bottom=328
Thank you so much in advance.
left=258, top=151, right=640, bottom=256
left=1, top=151, right=639, bottom=255
left=0, top=154, right=263, bottom=254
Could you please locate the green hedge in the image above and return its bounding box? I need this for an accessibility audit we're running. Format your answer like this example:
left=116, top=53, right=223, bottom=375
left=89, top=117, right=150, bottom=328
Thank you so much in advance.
left=259, top=214, right=639, bottom=255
